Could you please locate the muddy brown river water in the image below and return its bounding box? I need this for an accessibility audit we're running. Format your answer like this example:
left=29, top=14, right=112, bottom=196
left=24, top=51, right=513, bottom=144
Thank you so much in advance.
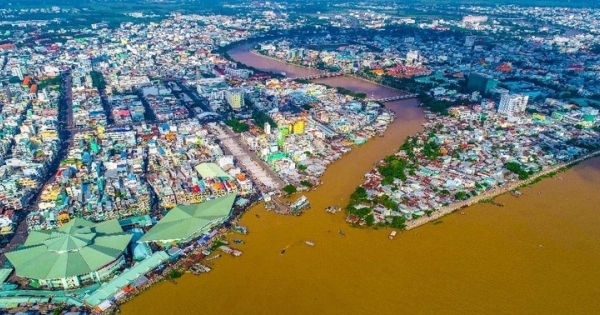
left=122, top=44, right=600, bottom=315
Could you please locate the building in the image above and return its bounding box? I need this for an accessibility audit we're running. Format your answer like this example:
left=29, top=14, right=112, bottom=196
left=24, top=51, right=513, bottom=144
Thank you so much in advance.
left=468, top=73, right=498, bottom=95
left=464, top=36, right=476, bottom=47
left=498, top=94, right=529, bottom=116
left=11, top=67, right=23, bottom=80
left=224, top=67, right=253, bottom=78
left=225, top=88, right=244, bottom=111
left=138, top=193, right=237, bottom=244
left=195, top=162, right=233, bottom=180
left=6, top=218, right=132, bottom=289
left=462, top=15, right=488, bottom=24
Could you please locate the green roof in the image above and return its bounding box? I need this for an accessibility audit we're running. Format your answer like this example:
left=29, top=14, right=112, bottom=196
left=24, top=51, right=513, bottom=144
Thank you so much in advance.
left=84, top=251, right=170, bottom=306
left=195, top=162, right=232, bottom=179
left=0, top=269, right=12, bottom=285
left=139, top=194, right=236, bottom=243
left=6, top=218, right=132, bottom=280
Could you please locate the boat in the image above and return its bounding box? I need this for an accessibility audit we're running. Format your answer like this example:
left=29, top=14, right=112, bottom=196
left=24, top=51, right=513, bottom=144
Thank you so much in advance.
left=291, top=195, right=310, bottom=212
left=219, top=245, right=242, bottom=257
left=511, top=190, right=522, bottom=197
left=280, top=248, right=286, bottom=255
left=305, top=241, right=315, bottom=246
left=325, top=205, right=341, bottom=214
left=233, top=239, right=245, bottom=244
left=281, top=72, right=287, bottom=76
left=190, top=263, right=211, bottom=275
left=389, top=231, right=397, bottom=240
left=205, top=253, right=221, bottom=261
left=338, top=230, right=345, bottom=236
left=491, top=200, right=505, bottom=207
left=234, top=225, right=249, bottom=234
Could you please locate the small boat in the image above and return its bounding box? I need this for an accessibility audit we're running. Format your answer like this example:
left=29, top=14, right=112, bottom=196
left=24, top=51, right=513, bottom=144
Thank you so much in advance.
left=280, top=248, right=286, bottom=255
left=234, top=226, right=249, bottom=234
left=190, top=263, right=211, bottom=275
left=305, top=241, right=315, bottom=246
left=491, top=201, right=504, bottom=207
left=233, top=239, right=245, bottom=244
left=325, top=206, right=341, bottom=214
left=389, top=231, right=397, bottom=240
left=338, top=230, right=345, bottom=236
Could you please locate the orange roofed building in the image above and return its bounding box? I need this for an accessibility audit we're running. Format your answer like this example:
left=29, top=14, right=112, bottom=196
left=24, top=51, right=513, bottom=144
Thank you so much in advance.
left=22, top=76, right=32, bottom=87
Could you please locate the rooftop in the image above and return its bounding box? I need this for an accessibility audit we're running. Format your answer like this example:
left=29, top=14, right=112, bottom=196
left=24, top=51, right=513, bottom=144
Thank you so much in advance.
left=6, top=218, right=132, bottom=280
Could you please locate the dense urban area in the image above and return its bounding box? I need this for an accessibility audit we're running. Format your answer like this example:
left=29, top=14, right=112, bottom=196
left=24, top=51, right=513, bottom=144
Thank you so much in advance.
left=0, top=0, right=599, bottom=313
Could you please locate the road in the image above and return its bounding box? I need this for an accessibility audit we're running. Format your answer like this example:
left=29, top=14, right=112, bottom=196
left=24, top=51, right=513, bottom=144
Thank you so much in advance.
left=171, top=80, right=214, bottom=114
left=209, top=123, right=285, bottom=192
left=0, top=71, right=74, bottom=264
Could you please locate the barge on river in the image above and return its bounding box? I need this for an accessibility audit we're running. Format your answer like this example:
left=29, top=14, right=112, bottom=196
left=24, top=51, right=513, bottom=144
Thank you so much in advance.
left=291, top=195, right=310, bottom=213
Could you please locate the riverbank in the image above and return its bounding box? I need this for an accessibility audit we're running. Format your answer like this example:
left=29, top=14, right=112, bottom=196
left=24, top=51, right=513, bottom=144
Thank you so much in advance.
left=250, top=49, right=411, bottom=95
left=405, top=149, right=600, bottom=230
left=249, top=50, right=323, bottom=76
left=123, top=43, right=600, bottom=315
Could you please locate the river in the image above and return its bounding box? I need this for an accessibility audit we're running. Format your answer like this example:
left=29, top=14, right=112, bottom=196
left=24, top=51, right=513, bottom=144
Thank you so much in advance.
left=122, top=44, right=600, bottom=315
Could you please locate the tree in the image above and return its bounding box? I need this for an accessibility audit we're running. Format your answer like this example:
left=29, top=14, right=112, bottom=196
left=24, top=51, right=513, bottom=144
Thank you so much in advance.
left=349, top=186, right=368, bottom=203
left=454, top=191, right=469, bottom=200
left=283, top=184, right=297, bottom=195
left=225, top=119, right=249, bottom=133
left=90, top=71, right=106, bottom=89
left=390, top=216, right=406, bottom=229
left=365, top=214, right=375, bottom=226
left=300, top=180, right=313, bottom=188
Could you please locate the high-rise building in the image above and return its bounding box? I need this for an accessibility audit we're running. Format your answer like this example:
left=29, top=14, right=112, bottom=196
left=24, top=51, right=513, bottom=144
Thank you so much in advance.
left=467, top=73, right=498, bottom=95
left=11, top=66, right=23, bottom=80
left=464, top=36, right=476, bottom=47
left=498, top=94, right=529, bottom=116
left=225, top=89, right=244, bottom=111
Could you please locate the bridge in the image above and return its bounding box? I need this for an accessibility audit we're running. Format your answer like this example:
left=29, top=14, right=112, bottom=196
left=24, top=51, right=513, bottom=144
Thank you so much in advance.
left=295, top=72, right=345, bottom=80
left=367, top=94, right=417, bottom=103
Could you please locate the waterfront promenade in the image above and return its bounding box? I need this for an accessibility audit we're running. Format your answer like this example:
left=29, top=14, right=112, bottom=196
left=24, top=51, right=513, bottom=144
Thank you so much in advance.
left=405, top=149, right=600, bottom=230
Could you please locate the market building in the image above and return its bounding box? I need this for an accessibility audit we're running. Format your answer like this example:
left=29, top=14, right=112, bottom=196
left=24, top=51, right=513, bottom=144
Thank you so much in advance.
left=138, top=193, right=236, bottom=245
left=5, top=218, right=132, bottom=290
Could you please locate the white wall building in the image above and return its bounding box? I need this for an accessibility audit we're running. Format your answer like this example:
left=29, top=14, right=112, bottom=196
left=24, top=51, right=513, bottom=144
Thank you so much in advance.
left=498, top=94, right=529, bottom=116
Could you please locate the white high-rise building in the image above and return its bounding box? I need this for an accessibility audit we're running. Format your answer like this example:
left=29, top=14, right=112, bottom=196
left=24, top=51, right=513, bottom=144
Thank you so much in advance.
left=498, top=94, right=529, bottom=116
left=11, top=67, right=23, bottom=80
